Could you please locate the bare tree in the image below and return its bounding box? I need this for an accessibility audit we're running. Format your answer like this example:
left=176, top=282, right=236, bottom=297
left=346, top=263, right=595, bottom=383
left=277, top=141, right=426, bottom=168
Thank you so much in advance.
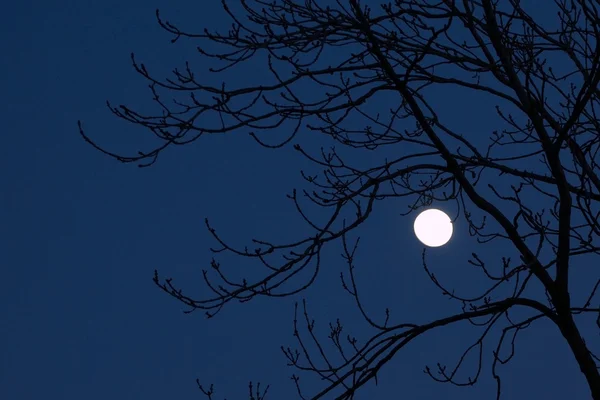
left=78, top=0, right=600, bottom=398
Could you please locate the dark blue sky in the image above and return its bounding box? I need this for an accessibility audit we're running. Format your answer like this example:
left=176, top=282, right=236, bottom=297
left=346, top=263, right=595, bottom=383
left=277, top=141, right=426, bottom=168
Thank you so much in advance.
left=2, top=1, right=597, bottom=399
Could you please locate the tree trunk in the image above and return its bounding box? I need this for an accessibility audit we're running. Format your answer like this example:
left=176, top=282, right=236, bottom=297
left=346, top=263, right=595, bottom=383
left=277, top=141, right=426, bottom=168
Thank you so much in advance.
left=558, top=312, right=600, bottom=399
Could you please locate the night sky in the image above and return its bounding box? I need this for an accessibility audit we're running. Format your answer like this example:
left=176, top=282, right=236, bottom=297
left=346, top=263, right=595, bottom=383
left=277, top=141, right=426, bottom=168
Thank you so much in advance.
left=2, top=1, right=597, bottom=399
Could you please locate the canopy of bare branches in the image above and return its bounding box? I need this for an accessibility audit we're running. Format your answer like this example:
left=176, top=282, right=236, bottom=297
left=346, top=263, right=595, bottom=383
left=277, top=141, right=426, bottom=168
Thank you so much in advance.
left=79, top=1, right=600, bottom=399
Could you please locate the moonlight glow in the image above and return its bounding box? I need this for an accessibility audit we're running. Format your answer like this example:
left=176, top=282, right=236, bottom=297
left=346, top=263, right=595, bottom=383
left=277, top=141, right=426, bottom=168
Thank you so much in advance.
left=413, top=209, right=453, bottom=247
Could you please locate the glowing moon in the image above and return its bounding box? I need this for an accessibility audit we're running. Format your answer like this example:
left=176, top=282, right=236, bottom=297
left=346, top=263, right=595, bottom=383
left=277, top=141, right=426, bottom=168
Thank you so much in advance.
left=413, top=209, right=453, bottom=247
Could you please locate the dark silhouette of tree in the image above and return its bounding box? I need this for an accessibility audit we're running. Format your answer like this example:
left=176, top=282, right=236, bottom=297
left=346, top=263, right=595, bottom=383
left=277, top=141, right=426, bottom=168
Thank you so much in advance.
left=78, top=0, right=600, bottom=398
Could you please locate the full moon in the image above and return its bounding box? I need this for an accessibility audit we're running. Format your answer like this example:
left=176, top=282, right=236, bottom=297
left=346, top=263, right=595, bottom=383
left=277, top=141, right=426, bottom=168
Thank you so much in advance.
left=413, top=208, right=453, bottom=247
